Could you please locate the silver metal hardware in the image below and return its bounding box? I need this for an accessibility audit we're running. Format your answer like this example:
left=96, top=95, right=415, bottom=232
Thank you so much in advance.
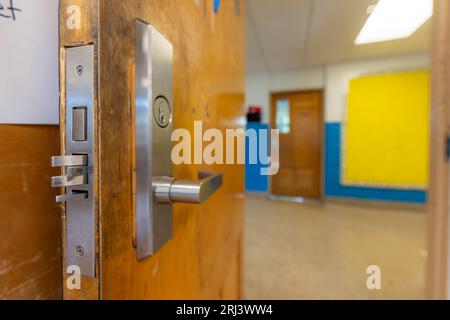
left=135, top=21, right=222, bottom=261
left=76, top=65, right=84, bottom=76
left=51, top=155, right=87, bottom=167
left=51, top=174, right=87, bottom=188
left=56, top=191, right=88, bottom=203
left=75, top=246, right=85, bottom=257
left=153, top=172, right=223, bottom=204
left=66, top=166, right=88, bottom=177
left=51, top=45, right=95, bottom=277
left=136, top=20, right=174, bottom=260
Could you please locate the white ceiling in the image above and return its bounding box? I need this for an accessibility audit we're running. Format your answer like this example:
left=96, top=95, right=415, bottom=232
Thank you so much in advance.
left=247, top=0, right=431, bottom=72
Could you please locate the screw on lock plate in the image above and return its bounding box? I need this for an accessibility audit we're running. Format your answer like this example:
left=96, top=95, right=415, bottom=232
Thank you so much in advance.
left=75, top=245, right=85, bottom=257
left=153, top=96, right=172, bottom=128
left=76, top=65, right=84, bottom=76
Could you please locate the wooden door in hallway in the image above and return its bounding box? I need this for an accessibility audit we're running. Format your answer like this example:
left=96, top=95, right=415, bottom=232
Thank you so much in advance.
left=270, top=90, right=323, bottom=199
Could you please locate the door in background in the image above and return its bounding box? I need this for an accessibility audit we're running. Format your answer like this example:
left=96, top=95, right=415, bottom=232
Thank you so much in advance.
left=270, top=90, right=323, bottom=199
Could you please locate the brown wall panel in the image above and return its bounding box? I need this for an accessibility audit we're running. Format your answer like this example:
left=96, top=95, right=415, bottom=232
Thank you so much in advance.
left=0, top=125, right=62, bottom=300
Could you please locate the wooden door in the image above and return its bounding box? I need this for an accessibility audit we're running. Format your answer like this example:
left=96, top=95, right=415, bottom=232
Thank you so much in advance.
left=59, top=0, right=245, bottom=300
left=427, top=0, right=450, bottom=300
left=270, top=90, right=323, bottom=199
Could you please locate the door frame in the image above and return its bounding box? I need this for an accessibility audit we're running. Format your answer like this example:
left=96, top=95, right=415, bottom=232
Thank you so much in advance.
left=269, top=89, right=325, bottom=202
left=427, top=0, right=450, bottom=300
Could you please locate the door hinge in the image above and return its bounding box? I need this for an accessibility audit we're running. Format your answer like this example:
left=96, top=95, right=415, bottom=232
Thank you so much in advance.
left=447, top=134, right=450, bottom=161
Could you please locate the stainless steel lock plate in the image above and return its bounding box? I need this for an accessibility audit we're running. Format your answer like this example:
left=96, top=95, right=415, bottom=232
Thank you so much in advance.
left=64, top=45, right=95, bottom=276
left=135, top=21, right=223, bottom=261
left=135, top=21, right=174, bottom=260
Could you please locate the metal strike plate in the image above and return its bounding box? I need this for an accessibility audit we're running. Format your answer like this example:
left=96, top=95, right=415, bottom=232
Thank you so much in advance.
left=65, top=45, right=95, bottom=276
left=135, top=20, right=173, bottom=260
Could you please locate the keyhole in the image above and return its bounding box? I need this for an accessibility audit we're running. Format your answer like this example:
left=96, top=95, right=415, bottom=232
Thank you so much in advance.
left=159, top=105, right=166, bottom=124
left=153, top=96, right=171, bottom=128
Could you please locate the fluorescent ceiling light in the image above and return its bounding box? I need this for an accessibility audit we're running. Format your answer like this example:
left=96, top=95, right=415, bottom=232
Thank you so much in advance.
left=355, top=0, right=433, bottom=45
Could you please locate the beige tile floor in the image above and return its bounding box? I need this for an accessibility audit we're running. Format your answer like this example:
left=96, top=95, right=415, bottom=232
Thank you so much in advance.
left=243, top=195, right=427, bottom=300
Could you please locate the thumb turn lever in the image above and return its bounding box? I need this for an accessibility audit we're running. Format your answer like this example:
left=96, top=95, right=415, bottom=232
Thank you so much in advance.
left=152, top=172, right=223, bottom=204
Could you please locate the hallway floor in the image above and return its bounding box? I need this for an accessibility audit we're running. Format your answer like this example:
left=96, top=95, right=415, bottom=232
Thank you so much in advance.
left=243, top=195, right=427, bottom=300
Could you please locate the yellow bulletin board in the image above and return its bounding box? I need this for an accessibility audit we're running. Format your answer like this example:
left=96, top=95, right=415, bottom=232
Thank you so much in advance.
left=342, top=70, right=430, bottom=190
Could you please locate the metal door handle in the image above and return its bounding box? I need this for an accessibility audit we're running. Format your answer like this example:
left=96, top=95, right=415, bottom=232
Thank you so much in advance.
left=153, top=171, right=223, bottom=204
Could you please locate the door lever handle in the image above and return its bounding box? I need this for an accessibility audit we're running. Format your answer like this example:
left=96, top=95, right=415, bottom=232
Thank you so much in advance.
left=153, top=171, right=223, bottom=204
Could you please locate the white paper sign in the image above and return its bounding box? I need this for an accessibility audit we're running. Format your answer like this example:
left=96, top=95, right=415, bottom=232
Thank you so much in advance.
left=0, top=0, right=59, bottom=124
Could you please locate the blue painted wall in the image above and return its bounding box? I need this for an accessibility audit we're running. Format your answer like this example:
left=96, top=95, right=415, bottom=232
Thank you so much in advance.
left=213, top=0, right=221, bottom=13
left=325, top=123, right=427, bottom=204
left=245, top=123, right=269, bottom=193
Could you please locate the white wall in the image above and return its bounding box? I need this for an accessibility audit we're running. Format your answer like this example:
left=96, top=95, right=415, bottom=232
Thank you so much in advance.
left=245, top=68, right=325, bottom=123
left=0, top=0, right=59, bottom=124
left=325, top=53, right=429, bottom=123
left=245, top=72, right=271, bottom=123
left=246, top=53, right=430, bottom=124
